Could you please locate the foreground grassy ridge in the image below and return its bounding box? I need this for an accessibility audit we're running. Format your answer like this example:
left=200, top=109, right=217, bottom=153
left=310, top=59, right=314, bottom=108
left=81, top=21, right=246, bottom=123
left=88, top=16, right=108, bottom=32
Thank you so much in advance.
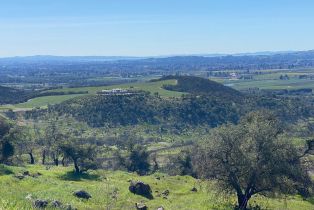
left=0, top=165, right=313, bottom=210
left=4, top=80, right=182, bottom=109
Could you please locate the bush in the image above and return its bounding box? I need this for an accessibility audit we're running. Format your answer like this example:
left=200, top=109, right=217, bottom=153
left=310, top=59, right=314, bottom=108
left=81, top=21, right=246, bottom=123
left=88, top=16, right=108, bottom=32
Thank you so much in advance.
left=118, top=144, right=151, bottom=176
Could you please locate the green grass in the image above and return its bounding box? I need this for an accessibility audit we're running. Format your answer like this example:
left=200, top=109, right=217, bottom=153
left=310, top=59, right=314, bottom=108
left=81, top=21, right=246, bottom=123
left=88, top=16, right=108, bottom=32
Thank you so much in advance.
left=2, top=80, right=182, bottom=109
left=0, top=106, right=14, bottom=111
left=220, top=78, right=314, bottom=90
left=45, top=79, right=181, bottom=96
left=4, top=73, right=314, bottom=109
left=209, top=69, right=314, bottom=91
left=0, top=165, right=313, bottom=210
left=13, top=94, right=88, bottom=109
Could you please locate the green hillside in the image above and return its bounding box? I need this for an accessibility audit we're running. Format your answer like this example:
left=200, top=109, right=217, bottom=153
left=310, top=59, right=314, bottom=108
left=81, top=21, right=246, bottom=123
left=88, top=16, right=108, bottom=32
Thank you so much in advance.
left=155, top=76, right=243, bottom=100
left=3, top=80, right=182, bottom=109
left=0, top=165, right=313, bottom=210
left=42, top=92, right=241, bottom=128
left=0, top=86, right=35, bottom=105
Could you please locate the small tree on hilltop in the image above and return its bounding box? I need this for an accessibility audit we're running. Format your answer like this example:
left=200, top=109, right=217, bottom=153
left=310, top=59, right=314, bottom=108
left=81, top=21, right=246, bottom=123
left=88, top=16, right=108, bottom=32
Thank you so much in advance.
left=194, top=111, right=313, bottom=210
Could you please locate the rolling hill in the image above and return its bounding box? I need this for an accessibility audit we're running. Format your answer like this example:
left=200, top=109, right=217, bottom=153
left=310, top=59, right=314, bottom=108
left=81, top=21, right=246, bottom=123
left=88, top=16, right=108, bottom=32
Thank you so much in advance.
left=154, top=75, right=243, bottom=100
left=28, top=76, right=244, bottom=128
left=0, top=86, right=35, bottom=105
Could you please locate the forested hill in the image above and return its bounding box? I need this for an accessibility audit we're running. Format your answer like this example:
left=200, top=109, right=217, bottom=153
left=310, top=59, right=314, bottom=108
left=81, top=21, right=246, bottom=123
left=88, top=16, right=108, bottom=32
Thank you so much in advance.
left=154, top=76, right=243, bottom=100
left=26, top=76, right=243, bottom=128
left=42, top=93, right=240, bottom=128
left=0, top=86, right=33, bottom=105
left=26, top=76, right=314, bottom=129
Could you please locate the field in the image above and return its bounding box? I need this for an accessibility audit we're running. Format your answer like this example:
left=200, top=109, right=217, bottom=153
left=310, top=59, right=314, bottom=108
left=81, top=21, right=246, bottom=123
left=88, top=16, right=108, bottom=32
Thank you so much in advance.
left=44, top=79, right=181, bottom=96
left=1, top=80, right=182, bottom=110
left=3, top=69, right=314, bottom=110
left=1, top=165, right=313, bottom=210
left=223, top=78, right=314, bottom=90
left=214, top=69, right=314, bottom=90
left=14, top=94, right=88, bottom=109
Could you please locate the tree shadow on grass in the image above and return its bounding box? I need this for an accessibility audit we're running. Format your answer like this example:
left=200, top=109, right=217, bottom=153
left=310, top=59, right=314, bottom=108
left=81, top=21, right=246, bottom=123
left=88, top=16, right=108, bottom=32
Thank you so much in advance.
left=59, top=171, right=101, bottom=181
left=306, top=197, right=314, bottom=205
left=0, top=164, right=13, bottom=176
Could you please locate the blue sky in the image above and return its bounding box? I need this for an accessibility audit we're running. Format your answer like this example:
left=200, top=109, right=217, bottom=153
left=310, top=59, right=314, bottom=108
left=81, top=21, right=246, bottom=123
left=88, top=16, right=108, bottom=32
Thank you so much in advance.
left=1, top=0, right=314, bottom=57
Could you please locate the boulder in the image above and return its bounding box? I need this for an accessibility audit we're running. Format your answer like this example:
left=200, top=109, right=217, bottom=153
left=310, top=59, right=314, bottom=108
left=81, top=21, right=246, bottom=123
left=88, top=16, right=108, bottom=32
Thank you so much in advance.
left=135, top=202, right=147, bottom=210
left=14, top=174, right=25, bottom=180
left=191, top=187, right=198, bottom=192
left=129, top=181, right=153, bottom=199
left=161, top=190, right=169, bottom=197
left=32, top=172, right=43, bottom=178
left=25, top=194, right=33, bottom=201
left=15, top=171, right=42, bottom=179
left=157, top=207, right=165, bottom=210
left=65, top=204, right=77, bottom=210
left=33, top=199, right=48, bottom=208
left=23, top=171, right=30, bottom=176
left=51, top=200, right=62, bottom=208
left=73, top=190, right=92, bottom=199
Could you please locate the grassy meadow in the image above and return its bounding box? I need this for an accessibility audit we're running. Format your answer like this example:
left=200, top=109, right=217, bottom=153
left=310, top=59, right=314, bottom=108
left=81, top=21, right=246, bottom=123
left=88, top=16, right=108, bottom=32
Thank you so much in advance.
left=216, top=69, right=314, bottom=90
left=0, top=165, right=314, bottom=210
left=3, top=70, right=314, bottom=110
left=1, top=80, right=182, bottom=110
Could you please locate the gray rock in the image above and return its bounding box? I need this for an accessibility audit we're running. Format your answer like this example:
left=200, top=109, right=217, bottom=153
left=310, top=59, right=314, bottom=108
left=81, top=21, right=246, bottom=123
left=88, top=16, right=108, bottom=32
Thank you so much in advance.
left=191, top=187, right=198, bottom=192
left=161, top=189, right=169, bottom=197
left=51, top=200, right=62, bottom=208
left=14, top=174, right=25, bottom=180
left=25, top=194, right=33, bottom=201
left=73, top=190, right=92, bottom=199
left=32, top=172, right=42, bottom=178
left=33, top=199, right=48, bottom=208
left=157, top=207, right=165, bottom=210
left=23, top=171, right=30, bottom=176
left=135, top=202, right=147, bottom=210
left=129, top=181, right=153, bottom=199
left=65, top=204, right=77, bottom=210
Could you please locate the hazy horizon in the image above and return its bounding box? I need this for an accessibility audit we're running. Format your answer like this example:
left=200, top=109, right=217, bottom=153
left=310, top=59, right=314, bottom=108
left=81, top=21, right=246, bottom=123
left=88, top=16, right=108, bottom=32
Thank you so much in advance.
left=0, top=49, right=310, bottom=59
left=1, top=0, right=314, bottom=57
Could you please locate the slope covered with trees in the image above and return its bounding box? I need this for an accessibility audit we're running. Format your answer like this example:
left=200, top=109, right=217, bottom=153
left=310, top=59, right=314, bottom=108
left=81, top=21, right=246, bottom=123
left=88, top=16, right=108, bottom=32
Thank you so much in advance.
left=2, top=76, right=314, bottom=209
left=0, top=86, right=33, bottom=105
left=43, top=93, right=240, bottom=128
left=155, top=75, right=243, bottom=100
left=26, top=76, right=314, bottom=129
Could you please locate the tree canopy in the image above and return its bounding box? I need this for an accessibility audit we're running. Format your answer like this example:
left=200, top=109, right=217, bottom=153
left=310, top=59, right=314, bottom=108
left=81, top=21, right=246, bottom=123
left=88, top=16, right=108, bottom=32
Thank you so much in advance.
left=194, top=111, right=313, bottom=209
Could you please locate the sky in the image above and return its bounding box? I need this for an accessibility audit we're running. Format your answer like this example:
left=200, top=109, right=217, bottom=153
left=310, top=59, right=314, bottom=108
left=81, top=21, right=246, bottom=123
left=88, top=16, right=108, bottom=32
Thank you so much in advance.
left=1, top=0, right=314, bottom=57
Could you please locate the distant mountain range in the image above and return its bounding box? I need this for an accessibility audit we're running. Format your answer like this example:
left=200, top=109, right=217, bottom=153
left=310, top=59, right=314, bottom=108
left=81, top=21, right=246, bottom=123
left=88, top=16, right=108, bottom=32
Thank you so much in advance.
left=0, top=50, right=311, bottom=62
left=1, top=50, right=314, bottom=72
left=0, top=55, right=143, bottom=63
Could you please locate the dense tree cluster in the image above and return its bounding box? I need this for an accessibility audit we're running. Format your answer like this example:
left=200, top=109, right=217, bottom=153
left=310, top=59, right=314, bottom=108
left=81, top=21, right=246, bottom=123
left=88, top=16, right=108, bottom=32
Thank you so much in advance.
left=0, top=116, right=14, bottom=163
left=193, top=111, right=314, bottom=209
left=35, top=93, right=240, bottom=128
left=156, top=75, right=243, bottom=100
left=0, top=86, right=36, bottom=105
left=26, top=78, right=314, bottom=130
